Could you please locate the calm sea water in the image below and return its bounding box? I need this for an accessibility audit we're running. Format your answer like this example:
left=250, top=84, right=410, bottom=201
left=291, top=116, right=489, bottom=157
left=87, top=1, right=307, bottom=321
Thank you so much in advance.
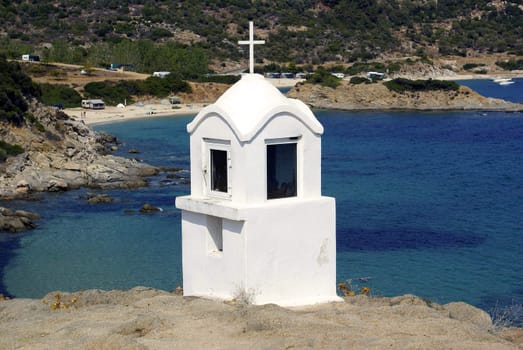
left=1, top=80, right=522, bottom=314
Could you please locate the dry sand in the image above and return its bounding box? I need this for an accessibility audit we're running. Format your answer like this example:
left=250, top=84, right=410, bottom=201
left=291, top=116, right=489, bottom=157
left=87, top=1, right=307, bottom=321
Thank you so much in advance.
left=65, top=103, right=204, bottom=126
left=1, top=287, right=522, bottom=350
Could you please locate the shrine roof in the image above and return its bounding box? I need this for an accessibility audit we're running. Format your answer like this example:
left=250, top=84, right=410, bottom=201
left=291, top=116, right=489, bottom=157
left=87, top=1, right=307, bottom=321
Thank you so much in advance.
left=187, top=74, right=323, bottom=142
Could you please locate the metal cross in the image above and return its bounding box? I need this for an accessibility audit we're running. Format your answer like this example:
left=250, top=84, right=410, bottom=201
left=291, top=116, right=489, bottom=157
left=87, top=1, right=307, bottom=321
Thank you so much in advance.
left=238, top=21, right=265, bottom=74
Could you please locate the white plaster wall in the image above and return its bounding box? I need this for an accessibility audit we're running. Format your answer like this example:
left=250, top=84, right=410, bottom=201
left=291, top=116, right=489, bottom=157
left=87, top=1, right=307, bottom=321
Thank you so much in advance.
left=181, top=211, right=245, bottom=300
left=190, top=112, right=323, bottom=204
left=243, top=197, right=338, bottom=306
left=189, top=114, right=237, bottom=198
left=179, top=197, right=339, bottom=306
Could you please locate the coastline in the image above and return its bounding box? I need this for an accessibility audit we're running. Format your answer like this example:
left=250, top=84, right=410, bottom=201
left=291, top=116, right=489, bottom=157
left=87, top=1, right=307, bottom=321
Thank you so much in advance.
left=65, top=103, right=204, bottom=126
left=65, top=74, right=522, bottom=125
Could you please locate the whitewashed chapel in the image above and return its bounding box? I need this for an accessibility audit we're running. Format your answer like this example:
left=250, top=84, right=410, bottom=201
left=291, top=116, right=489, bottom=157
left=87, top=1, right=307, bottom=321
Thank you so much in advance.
left=175, top=22, right=339, bottom=306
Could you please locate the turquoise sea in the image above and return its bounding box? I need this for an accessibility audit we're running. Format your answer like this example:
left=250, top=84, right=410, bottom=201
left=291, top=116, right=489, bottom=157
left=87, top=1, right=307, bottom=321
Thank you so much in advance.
left=1, top=79, right=522, bottom=316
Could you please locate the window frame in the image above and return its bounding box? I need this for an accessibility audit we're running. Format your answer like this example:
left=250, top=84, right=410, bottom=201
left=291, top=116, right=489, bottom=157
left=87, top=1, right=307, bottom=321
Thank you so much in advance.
left=204, top=138, right=232, bottom=199
left=265, top=137, right=300, bottom=200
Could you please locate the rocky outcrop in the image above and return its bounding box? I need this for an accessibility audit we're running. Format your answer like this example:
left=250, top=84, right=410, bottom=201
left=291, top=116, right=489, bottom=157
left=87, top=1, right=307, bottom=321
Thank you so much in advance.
left=0, top=287, right=521, bottom=350
left=82, top=193, right=116, bottom=204
left=0, top=207, right=41, bottom=233
left=287, top=81, right=523, bottom=111
left=0, top=100, right=158, bottom=199
left=139, top=203, right=161, bottom=213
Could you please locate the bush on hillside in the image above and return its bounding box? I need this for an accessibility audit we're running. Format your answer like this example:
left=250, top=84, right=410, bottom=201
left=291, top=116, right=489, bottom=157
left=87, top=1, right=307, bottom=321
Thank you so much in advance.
left=463, top=63, right=485, bottom=71
left=384, top=78, right=460, bottom=93
left=197, top=75, right=240, bottom=85
left=39, top=84, right=82, bottom=108
left=0, top=140, right=24, bottom=162
left=305, top=67, right=341, bottom=89
left=0, top=55, right=41, bottom=126
left=350, top=77, right=371, bottom=84
left=84, top=81, right=132, bottom=105
left=495, top=59, right=523, bottom=71
left=84, top=75, right=192, bottom=105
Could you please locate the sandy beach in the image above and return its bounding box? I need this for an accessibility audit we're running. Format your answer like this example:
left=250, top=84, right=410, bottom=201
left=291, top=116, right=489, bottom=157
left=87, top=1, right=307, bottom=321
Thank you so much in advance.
left=66, top=103, right=205, bottom=126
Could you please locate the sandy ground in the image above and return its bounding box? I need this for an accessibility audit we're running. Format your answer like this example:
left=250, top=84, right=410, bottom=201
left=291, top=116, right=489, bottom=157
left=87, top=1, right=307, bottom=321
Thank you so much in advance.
left=1, top=288, right=522, bottom=350
left=66, top=103, right=204, bottom=125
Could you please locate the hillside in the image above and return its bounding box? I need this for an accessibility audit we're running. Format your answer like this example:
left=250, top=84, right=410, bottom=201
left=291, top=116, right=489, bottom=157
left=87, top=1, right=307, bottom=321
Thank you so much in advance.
left=0, top=56, right=158, bottom=202
left=1, top=0, right=521, bottom=73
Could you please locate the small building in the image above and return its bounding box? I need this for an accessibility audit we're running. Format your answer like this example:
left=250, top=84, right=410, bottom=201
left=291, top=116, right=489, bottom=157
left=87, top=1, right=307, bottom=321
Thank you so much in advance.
left=153, top=71, right=171, bottom=78
left=22, top=54, right=40, bottom=62
left=109, top=63, right=134, bottom=71
left=331, top=72, right=345, bottom=79
left=368, top=71, right=385, bottom=80
left=176, top=73, right=340, bottom=306
left=81, top=99, right=105, bottom=109
left=265, top=72, right=281, bottom=79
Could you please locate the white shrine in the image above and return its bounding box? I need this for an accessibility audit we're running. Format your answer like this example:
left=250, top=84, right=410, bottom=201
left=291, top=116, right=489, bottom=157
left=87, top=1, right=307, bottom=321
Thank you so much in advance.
left=175, top=22, right=340, bottom=306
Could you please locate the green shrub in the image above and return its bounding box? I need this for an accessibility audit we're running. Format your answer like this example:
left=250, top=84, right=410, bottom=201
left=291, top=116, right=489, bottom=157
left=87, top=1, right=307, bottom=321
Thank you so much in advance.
left=24, top=112, right=45, bottom=132
left=306, top=67, right=341, bottom=89
left=39, top=83, right=82, bottom=108
left=463, top=63, right=485, bottom=71
left=197, top=75, right=240, bottom=85
left=347, top=62, right=386, bottom=75
left=384, top=78, right=460, bottom=93
left=495, top=59, right=523, bottom=71
left=84, top=76, right=192, bottom=104
left=0, top=54, right=41, bottom=126
left=84, top=81, right=132, bottom=105
left=350, top=76, right=371, bottom=84
left=0, top=140, right=24, bottom=162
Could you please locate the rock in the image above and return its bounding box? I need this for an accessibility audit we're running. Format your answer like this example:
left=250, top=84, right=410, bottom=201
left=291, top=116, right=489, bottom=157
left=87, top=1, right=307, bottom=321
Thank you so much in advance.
left=444, top=301, right=493, bottom=331
left=0, top=290, right=520, bottom=350
left=0, top=207, right=40, bottom=233
left=111, top=145, right=119, bottom=151
left=14, top=210, right=41, bottom=220
left=15, top=180, right=31, bottom=194
left=85, top=193, right=115, bottom=204
left=139, top=204, right=161, bottom=213
left=47, top=179, right=69, bottom=192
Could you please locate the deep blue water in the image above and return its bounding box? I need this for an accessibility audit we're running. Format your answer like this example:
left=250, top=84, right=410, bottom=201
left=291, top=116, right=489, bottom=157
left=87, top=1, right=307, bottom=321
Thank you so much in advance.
left=456, top=78, right=522, bottom=103
left=1, top=81, right=522, bottom=315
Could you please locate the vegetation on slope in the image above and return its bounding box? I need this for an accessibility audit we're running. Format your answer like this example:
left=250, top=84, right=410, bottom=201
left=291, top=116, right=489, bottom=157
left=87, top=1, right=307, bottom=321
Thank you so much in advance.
left=0, top=55, right=41, bottom=126
left=384, top=78, right=460, bottom=93
left=83, top=75, right=192, bottom=105
left=39, top=84, right=83, bottom=108
left=1, top=0, right=521, bottom=72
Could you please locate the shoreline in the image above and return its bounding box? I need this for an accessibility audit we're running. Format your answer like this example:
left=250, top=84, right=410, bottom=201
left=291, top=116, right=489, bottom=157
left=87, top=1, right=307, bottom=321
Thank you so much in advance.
left=65, top=103, right=205, bottom=126
left=67, top=74, right=522, bottom=125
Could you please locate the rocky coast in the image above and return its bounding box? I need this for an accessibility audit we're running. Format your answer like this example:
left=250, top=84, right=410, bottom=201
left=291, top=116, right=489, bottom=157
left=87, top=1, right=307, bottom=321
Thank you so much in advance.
left=0, top=287, right=522, bottom=349
left=0, top=100, right=158, bottom=201
left=287, top=80, right=523, bottom=112
left=0, top=100, right=160, bottom=232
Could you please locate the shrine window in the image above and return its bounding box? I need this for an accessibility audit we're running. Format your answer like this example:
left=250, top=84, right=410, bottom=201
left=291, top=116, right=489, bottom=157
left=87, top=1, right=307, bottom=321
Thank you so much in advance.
left=267, top=140, right=298, bottom=199
left=205, top=139, right=231, bottom=198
